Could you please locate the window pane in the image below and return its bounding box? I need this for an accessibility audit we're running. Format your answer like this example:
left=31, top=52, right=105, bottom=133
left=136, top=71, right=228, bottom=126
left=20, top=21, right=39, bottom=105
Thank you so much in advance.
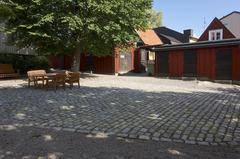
left=216, top=32, right=221, bottom=40
left=211, top=32, right=215, bottom=40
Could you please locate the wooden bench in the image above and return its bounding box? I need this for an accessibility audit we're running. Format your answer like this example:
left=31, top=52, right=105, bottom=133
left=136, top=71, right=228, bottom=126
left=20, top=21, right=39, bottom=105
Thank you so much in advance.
left=0, top=64, right=19, bottom=79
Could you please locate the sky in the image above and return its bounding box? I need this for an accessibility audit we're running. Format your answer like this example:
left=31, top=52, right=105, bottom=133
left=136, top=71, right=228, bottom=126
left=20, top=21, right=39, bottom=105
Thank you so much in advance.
left=153, top=0, right=240, bottom=37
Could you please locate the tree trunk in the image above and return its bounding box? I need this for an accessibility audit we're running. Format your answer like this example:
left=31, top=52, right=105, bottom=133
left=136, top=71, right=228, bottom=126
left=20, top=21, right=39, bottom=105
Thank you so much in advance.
left=71, top=48, right=81, bottom=72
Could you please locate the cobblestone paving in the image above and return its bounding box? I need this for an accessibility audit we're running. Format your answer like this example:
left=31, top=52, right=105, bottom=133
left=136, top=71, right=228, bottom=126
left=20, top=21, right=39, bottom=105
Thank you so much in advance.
left=0, top=74, right=240, bottom=146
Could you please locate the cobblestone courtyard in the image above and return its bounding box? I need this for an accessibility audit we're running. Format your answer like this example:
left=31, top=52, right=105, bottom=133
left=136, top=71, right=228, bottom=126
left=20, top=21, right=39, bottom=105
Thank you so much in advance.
left=0, top=74, right=240, bottom=146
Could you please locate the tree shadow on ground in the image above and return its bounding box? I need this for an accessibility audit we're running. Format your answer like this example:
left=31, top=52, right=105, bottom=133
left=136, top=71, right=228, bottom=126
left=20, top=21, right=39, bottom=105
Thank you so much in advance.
left=119, top=72, right=148, bottom=77
left=0, top=126, right=239, bottom=159
left=80, top=73, right=99, bottom=79
left=0, top=84, right=240, bottom=156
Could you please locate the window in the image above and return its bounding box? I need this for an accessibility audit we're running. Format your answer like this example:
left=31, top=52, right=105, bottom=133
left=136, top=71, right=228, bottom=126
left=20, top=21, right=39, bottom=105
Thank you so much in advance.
left=140, top=49, right=147, bottom=61
left=216, top=32, right=221, bottom=40
left=209, top=29, right=223, bottom=41
left=148, top=51, right=155, bottom=61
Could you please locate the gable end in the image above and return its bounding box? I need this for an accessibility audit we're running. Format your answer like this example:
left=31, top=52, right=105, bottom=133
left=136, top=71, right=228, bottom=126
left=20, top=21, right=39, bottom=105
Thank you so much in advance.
left=198, top=18, right=236, bottom=42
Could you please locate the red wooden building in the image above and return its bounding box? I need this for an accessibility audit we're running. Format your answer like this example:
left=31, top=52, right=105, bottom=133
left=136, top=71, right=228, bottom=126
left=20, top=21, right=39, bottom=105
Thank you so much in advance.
left=143, top=39, right=240, bottom=82
left=135, top=27, right=198, bottom=73
left=49, top=48, right=135, bottom=74
left=198, top=18, right=236, bottom=41
left=141, top=14, right=240, bottom=83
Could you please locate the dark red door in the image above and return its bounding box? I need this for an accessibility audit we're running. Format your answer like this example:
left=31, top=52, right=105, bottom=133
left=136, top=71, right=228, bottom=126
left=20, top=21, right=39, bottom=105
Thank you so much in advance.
left=184, top=50, right=197, bottom=77
left=216, top=49, right=232, bottom=80
left=157, top=52, right=169, bottom=77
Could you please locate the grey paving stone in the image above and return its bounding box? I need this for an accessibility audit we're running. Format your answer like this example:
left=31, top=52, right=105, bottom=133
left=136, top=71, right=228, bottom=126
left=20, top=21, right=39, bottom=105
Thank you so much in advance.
left=139, top=135, right=150, bottom=140
left=62, top=128, right=76, bottom=132
left=198, top=142, right=210, bottom=146
left=210, top=143, right=219, bottom=146
left=0, top=75, right=239, bottom=146
left=128, top=134, right=138, bottom=139
left=160, top=138, right=172, bottom=142
left=117, top=133, right=128, bottom=138
left=173, top=139, right=184, bottom=143
left=152, top=137, right=160, bottom=141
left=140, top=128, right=148, bottom=133
left=185, top=140, right=196, bottom=145
left=196, top=138, right=204, bottom=141
left=76, top=129, right=91, bottom=134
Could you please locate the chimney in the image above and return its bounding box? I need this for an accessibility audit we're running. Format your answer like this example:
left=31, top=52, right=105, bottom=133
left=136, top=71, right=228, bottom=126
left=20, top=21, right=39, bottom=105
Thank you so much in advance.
left=183, top=29, right=193, bottom=37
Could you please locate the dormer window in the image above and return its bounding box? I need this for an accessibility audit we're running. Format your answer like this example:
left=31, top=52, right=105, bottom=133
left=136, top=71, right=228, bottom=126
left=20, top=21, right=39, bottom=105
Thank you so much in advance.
left=209, top=29, right=223, bottom=41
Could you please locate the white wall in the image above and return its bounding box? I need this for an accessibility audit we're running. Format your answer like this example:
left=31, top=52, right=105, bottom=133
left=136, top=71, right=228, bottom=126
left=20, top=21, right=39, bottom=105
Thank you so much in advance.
left=221, top=12, right=240, bottom=38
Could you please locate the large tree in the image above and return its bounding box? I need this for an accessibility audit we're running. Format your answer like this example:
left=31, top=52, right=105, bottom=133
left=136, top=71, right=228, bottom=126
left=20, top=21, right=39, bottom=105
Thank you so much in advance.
left=0, top=0, right=152, bottom=71
left=148, top=9, right=162, bottom=28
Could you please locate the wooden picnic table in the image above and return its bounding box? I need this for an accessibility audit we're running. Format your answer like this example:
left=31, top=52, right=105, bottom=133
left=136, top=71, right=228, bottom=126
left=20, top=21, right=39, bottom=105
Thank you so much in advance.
left=31, top=71, right=79, bottom=90
left=44, top=73, right=57, bottom=79
left=33, top=73, right=58, bottom=87
left=44, top=73, right=67, bottom=90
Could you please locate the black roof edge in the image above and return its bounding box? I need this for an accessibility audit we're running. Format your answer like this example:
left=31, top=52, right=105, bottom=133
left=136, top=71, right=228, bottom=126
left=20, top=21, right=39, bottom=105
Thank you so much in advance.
left=140, top=38, right=240, bottom=52
left=153, top=26, right=184, bottom=35
left=220, top=11, right=240, bottom=20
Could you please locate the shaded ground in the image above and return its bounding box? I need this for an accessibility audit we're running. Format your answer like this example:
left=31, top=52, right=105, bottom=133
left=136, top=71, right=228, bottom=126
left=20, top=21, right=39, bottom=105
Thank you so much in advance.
left=0, top=127, right=240, bottom=159
left=0, top=74, right=240, bottom=158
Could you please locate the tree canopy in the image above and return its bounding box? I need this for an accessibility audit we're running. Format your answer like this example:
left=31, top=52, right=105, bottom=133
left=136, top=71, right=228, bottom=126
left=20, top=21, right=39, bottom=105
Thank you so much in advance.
left=0, top=0, right=152, bottom=57
left=148, top=9, right=162, bottom=28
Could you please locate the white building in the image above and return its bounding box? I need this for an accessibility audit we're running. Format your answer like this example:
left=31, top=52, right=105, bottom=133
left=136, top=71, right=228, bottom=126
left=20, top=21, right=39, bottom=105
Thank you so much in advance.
left=0, top=23, right=35, bottom=55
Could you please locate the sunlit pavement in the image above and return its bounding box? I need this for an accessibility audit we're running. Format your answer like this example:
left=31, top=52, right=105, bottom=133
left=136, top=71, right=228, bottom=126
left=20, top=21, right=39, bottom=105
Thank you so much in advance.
left=0, top=74, right=240, bottom=147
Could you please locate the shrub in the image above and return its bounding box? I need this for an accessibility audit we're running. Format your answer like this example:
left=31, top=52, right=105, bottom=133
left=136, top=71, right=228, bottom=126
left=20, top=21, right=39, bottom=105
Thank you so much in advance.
left=0, top=53, right=50, bottom=74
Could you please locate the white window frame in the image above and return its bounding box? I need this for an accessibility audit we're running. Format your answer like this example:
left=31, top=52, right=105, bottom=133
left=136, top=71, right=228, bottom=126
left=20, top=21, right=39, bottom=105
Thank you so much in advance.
left=209, top=29, right=223, bottom=41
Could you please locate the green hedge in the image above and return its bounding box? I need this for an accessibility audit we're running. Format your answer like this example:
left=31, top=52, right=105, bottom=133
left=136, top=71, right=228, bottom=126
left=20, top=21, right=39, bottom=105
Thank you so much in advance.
left=0, top=54, right=50, bottom=74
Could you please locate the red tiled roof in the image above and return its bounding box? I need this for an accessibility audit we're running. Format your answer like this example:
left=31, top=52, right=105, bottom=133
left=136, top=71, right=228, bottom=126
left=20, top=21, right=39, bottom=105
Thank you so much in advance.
left=136, top=30, right=163, bottom=45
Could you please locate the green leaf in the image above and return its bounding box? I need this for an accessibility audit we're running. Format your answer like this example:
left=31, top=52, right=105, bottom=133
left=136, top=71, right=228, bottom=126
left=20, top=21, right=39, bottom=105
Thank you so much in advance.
left=2, top=0, right=152, bottom=56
